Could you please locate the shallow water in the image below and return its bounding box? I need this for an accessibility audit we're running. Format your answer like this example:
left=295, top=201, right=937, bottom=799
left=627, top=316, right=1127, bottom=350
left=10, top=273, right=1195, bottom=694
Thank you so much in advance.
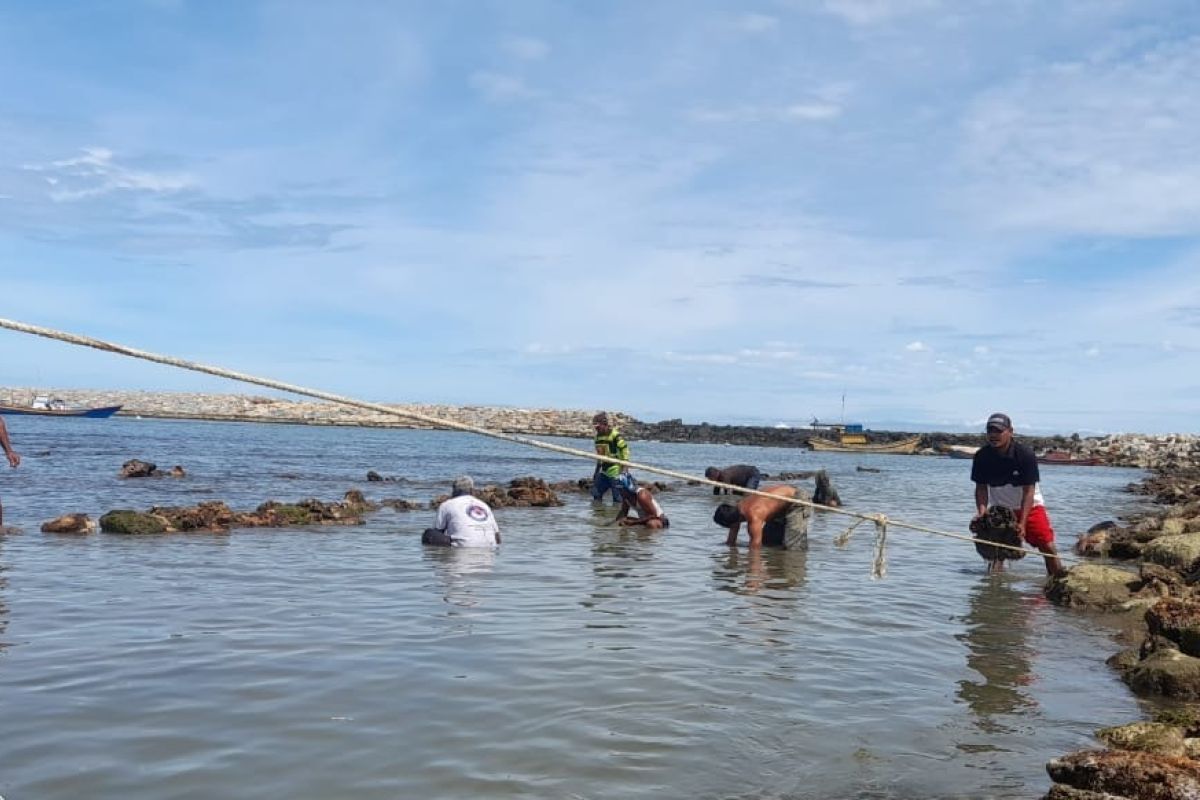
left=0, top=417, right=1156, bottom=798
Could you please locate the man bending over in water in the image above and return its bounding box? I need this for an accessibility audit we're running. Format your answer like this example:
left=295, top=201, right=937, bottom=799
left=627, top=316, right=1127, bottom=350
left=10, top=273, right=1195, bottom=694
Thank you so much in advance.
left=712, top=484, right=811, bottom=549
left=610, top=474, right=669, bottom=529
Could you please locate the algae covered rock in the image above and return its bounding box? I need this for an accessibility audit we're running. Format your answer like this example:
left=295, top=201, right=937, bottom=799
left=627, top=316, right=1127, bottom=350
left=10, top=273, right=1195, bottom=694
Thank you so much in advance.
left=1126, top=648, right=1200, bottom=699
left=1046, top=748, right=1200, bottom=799
left=1147, top=598, right=1200, bottom=658
left=1096, top=721, right=1187, bottom=757
left=1144, top=533, right=1200, bottom=573
left=100, top=510, right=167, bottom=535
left=1045, top=564, right=1140, bottom=610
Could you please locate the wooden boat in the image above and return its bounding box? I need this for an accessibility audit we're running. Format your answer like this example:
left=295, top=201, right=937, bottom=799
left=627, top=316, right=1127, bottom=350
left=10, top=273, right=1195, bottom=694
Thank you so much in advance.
left=0, top=395, right=122, bottom=418
left=1037, top=451, right=1104, bottom=466
left=941, top=445, right=979, bottom=460
left=808, top=434, right=922, bottom=454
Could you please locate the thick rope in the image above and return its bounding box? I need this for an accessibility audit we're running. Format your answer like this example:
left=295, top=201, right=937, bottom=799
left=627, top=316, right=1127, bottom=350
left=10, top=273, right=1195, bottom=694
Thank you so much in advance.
left=0, top=316, right=1080, bottom=568
left=871, top=515, right=889, bottom=580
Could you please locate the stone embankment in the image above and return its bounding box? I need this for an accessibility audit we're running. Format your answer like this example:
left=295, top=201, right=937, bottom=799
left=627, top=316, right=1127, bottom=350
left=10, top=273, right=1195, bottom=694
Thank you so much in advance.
left=0, top=387, right=619, bottom=437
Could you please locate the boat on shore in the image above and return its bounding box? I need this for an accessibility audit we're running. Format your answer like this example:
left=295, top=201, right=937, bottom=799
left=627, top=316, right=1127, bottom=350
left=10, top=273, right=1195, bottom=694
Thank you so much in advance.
left=1037, top=450, right=1105, bottom=466
left=809, top=434, right=922, bottom=454
left=0, top=395, right=122, bottom=418
left=940, top=444, right=979, bottom=460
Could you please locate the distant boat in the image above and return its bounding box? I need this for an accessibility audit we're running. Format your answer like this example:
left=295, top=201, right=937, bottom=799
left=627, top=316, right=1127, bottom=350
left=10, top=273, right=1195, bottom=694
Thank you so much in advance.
left=809, top=434, right=922, bottom=454
left=941, top=445, right=979, bottom=460
left=0, top=395, right=122, bottom=418
left=1037, top=450, right=1104, bottom=466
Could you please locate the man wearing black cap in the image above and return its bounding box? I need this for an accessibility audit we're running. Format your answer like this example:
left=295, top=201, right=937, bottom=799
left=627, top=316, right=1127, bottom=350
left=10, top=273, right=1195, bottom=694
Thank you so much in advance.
left=970, top=413, right=1064, bottom=576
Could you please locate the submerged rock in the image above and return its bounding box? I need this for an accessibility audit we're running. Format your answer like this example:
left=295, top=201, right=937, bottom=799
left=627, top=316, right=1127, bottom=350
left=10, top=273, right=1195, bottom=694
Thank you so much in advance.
left=119, top=459, right=158, bottom=478
left=1045, top=564, right=1140, bottom=610
left=40, top=513, right=95, bottom=534
left=100, top=510, right=167, bottom=535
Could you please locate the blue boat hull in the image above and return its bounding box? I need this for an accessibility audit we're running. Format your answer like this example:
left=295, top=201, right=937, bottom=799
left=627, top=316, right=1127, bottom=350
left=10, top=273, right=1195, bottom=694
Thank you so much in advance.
left=0, top=405, right=122, bottom=418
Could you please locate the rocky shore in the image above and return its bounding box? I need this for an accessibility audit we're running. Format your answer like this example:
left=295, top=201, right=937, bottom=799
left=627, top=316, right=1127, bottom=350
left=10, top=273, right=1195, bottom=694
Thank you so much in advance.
left=4, top=388, right=1199, bottom=471
left=1040, top=467, right=1200, bottom=798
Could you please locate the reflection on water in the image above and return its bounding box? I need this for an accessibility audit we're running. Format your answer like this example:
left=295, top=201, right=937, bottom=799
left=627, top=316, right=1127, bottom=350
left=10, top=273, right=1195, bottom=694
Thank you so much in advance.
left=424, top=547, right=498, bottom=609
left=713, top=547, right=808, bottom=597
left=956, top=577, right=1037, bottom=733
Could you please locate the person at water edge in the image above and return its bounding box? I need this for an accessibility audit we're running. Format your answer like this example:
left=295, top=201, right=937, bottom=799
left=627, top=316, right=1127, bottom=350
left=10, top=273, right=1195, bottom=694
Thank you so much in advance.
left=704, top=464, right=761, bottom=495
left=713, top=484, right=811, bottom=549
left=591, top=412, right=630, bottom=505
left=0, top=416, right=19, bottom=527
left=970, top=413, right=1064, bottom=577
left=422, top=476, right=501, bottom=547
left=609, top=473, right=669, bottom=529
left=813, top=469, right=841, bottom=507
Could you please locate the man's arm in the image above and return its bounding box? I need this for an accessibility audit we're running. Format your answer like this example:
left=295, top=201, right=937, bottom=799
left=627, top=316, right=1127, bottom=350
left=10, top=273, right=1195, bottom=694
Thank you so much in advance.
left=1018, top=484, right=1036, bottom=537
left=746, top=518, right=764, bottom=549
left=725, top=522, right=741, bottom=547
left=0, top=418, right=19, bottom=468
left=974, top=483, right=988, bottom=518
left=609, top=498, right=632, bottom=525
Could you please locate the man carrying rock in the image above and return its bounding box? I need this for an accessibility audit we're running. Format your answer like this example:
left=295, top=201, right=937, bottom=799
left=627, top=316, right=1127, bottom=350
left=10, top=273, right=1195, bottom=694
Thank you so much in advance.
left=704, top=464, right=761, bottom=495
left=712, top=484, right=811, bottom=549
left=0, top=416, right=19, bottom=528
left=970, top=413, right=1064, bottom=576
left=422, top=476, right=501, bottom=547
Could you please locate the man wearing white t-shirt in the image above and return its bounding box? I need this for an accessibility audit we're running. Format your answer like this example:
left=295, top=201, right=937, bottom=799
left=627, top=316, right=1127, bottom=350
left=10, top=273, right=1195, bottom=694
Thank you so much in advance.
left=422, top=476, right=501, bottom=547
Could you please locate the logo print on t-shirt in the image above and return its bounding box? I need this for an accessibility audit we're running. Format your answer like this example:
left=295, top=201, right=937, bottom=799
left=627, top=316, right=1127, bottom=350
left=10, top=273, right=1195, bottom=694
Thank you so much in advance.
left=467, top=504, right=489, bottom=521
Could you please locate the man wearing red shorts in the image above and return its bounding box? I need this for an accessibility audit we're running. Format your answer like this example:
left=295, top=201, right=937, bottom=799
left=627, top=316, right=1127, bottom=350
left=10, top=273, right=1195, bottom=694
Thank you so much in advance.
left=970, top=412, right=1064, bottom=577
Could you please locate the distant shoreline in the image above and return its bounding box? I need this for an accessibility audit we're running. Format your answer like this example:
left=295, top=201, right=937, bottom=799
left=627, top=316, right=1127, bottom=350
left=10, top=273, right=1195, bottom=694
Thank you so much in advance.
left=2, top=387, right=1196, bottom=469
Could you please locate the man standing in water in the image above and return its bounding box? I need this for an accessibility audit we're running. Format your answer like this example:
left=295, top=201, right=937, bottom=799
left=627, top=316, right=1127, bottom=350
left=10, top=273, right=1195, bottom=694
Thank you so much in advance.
left=0, top=416, right=19, bottom=528
left=422, top=476, right=500, bottom=547
left=970, top=413, right=1064, bottom=577
left=712, top=484, right=811, bottom=549
left=591, top=412, right=630, bottom=505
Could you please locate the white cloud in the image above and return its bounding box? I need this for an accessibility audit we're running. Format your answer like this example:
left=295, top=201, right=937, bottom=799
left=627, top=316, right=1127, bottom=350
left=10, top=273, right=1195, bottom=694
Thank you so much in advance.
left=784, top=103, right=842, bottom=121
left=1085, top=346, right=1101, bottom=357
left=502, top=36, right=549, bottom=61
left=905, top=341, right=929, bottom=352
left=689, top=102, right=842, bottom=124
left=973, top=345, right=989, bottom=355
left=469, top=71, right=538, bottom=102
left=22, top=147, right=193, bottom=201
left=959, top=38, right=1200, bottom=236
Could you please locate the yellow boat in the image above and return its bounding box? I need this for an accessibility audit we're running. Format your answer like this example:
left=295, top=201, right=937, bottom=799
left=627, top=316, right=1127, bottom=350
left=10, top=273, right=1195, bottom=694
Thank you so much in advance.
left=808, top=434, right=923, bottom=454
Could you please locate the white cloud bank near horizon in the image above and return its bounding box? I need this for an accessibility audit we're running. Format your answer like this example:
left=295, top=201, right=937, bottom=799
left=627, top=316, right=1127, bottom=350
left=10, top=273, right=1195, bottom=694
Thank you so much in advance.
left=0, top=0, right=1198, bottom=434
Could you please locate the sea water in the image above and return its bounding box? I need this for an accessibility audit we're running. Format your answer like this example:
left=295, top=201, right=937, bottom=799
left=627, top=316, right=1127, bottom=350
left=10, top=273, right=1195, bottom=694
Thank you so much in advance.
left=0, top=417, right=1155, bottom=799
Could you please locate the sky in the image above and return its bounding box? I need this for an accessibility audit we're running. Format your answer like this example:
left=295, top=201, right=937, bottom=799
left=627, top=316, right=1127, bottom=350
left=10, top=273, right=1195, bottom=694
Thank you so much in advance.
left=1, top=0, right=1199, bottom=434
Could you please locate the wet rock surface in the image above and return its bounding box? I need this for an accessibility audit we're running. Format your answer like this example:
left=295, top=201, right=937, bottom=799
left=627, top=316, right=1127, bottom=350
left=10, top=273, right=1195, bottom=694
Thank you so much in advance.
left=1044, top=465, right=1200, bottom=798
left=40, top=513, right=95, bottom=534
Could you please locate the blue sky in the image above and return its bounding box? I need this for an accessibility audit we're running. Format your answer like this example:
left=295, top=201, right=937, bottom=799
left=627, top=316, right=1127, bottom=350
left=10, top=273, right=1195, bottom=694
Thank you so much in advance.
left=2, top=0, right=1199, bottom=433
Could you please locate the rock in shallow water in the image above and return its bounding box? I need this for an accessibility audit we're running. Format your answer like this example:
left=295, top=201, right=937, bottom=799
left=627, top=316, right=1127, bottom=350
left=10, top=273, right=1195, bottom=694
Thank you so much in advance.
left=40, top=513, right=95, bottom=534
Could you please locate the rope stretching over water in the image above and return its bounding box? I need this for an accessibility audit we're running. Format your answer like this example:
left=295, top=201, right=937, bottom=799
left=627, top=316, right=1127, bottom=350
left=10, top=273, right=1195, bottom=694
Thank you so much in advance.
left=0, top=316, right=1077, bottom=569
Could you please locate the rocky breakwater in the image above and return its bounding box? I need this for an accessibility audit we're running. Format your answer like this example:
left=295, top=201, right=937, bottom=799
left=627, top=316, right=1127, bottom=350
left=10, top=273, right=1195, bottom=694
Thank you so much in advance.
left=1040, top=464, right=1200, bottom=798
left=0, top=387, right=634, bottom=437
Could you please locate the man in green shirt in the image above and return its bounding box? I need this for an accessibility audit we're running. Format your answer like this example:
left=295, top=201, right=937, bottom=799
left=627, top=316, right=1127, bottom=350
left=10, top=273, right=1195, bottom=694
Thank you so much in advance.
left=591, top=412, right=630, bottom=504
